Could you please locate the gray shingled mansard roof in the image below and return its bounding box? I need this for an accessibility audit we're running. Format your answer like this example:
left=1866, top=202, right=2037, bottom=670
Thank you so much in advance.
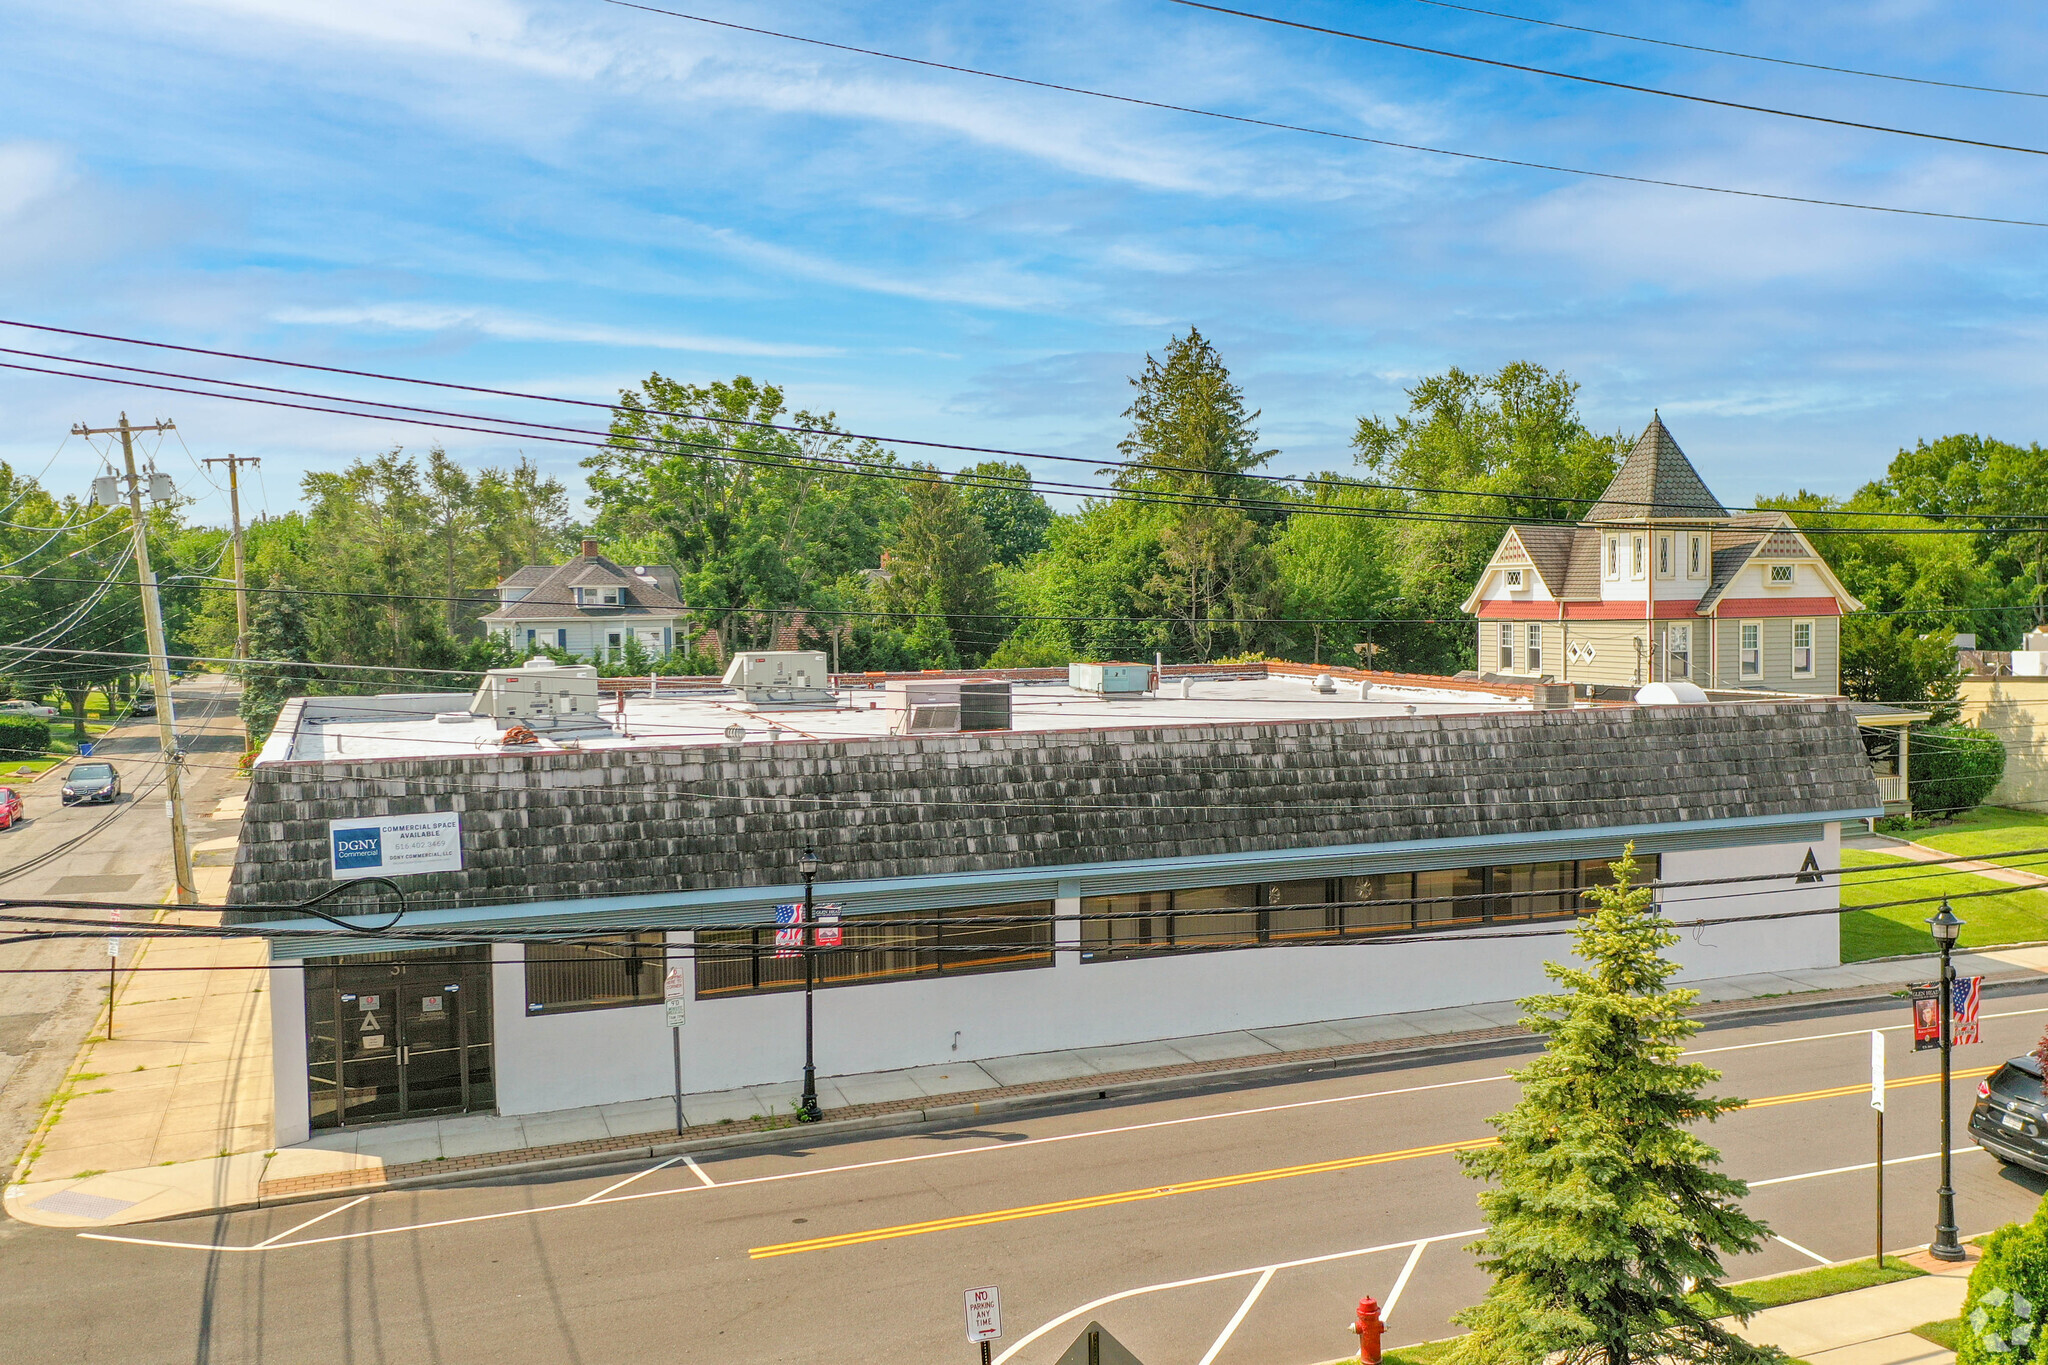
left=481, top=552, right=687, bottom=624
left=225, top=702, right=1880, bottom=919
left=1583, top=415, right=1732, bottom=522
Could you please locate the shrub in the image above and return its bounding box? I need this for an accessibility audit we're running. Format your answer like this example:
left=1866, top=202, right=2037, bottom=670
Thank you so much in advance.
left=1957, top=1197, right=2048, bottom=1362
left=984, top=636, right=1069, bottom=668
left=0, top=715, right=51, bottom=758
left=1912, top=724, right=2008, bottom=818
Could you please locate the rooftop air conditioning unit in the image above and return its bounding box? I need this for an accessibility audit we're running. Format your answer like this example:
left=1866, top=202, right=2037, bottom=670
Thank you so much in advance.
left=469, top=657, right=601, bottom=728
left=721, top=650, right=837, bottom=708
left=1068, top=662, right=1155, bottom=695
left=886, top=680, right=1011, bottom=735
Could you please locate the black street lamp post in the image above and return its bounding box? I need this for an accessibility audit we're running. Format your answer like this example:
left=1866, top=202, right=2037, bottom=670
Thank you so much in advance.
left=798, top=846, right=822, bottom=1123
left=1928, top=900, right=1965, bottom=1262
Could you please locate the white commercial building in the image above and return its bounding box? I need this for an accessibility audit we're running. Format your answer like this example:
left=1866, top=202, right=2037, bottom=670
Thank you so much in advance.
left=229, top=660, right=1880, bottom=1144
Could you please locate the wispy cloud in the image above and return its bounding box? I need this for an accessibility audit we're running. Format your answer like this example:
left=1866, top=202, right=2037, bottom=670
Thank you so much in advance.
left=270, top=304, right=842, bottom=358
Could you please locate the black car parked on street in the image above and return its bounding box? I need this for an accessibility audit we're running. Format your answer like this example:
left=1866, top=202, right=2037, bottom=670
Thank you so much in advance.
left=59, top=762, right=121, bottom=806
left=1970, top=1054, right=2048, bottom=1174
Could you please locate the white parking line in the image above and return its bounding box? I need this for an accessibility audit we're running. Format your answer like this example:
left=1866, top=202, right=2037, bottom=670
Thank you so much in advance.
left=1194, top=1266, right=1273, bottom=1365
left=1382, top=1239, right=1429, bottom=1318
left=990, top=1230, right=1483, bottom=1365
left=682, top=1155, right=715, bottom=1188
left=253, top=1196, right=366, bottom=1248
left=577, top=1157, right=683, bottom=1205
left=1774, top=1234, right=1833, bottom=1267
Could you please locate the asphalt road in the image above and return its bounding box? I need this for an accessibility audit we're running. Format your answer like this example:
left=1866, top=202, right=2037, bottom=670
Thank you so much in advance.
left=0, top=675, right=245, bottom=1174
left=5, top=985, right=2046, bottom=1365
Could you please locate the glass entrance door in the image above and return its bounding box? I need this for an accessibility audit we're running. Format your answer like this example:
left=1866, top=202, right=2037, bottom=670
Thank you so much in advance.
left=307, top=948, right=494, bottom=1130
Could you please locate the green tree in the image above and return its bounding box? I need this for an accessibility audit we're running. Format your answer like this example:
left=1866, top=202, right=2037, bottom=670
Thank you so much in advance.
left=1354, top=363, right=1626, bottom=673
left=1840, top=616, right=1962, bottom=723
left=876, top=469, right=1001, bottom=664
left=1269, top=479, right=1403, bottom=665
left=904, top=583, right=960, bottom=669
left=238, top=576, right=321, bottom=745
left=1449, top=847, right=1783, bottom=1365
left=958, top=461, right=1053, bottom=566
left=1140, top=504, right=1278, bottom=661
left=1113, top=327, right=1276, bottom=502
left=590, top=374, right=908, bottom=654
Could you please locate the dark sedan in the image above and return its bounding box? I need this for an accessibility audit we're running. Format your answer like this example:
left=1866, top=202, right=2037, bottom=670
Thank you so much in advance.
left=59, top=761, right=120, bottom=806
left=1970, top=1055, right=2048, bottom=1174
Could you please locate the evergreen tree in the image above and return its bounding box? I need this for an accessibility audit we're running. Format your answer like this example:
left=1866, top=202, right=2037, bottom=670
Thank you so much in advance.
left=905, top=582, right=960, bottom=670
left=1113, top=327, right=1275, bottom=503
left=876, top=468, right=999, bottom=664
left=238, top=577, right=321, bottom=746
left=1448, top=846, right=1786, bottom=1365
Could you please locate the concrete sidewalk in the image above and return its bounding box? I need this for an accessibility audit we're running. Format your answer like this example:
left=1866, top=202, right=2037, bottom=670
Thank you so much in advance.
left=1850, top=831, right=2048, bottom=890
left=1734, top=1247, right=1974, bottom=1364
left=11, top=905, right=2048, bottom=1230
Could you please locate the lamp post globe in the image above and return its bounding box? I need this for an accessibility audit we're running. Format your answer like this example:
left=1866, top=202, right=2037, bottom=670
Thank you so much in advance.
left=1928, top=899, right=1966, bottom=1263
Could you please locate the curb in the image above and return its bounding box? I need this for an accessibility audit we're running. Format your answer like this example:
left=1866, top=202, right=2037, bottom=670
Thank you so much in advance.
left=116, top=966, right=2048, bottom=1224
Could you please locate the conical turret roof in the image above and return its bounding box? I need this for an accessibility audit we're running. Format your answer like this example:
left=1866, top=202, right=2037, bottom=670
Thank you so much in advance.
left=1583, top=414, right=1729, bottom=522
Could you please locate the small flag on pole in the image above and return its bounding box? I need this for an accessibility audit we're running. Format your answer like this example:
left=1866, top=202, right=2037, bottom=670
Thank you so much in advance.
left=1951, top=975, right=1983, bottom=1046
left=773, top=903, right=804, bottom=959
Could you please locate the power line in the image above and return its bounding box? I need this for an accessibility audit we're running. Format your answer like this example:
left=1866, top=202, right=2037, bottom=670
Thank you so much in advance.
left=1385, top=0, right=2048, bottom=102
left=5, top=354, right=2041, bottom=539
left=1170, top=0, right=2048, bottom=157
left=3, top=321, right=2043, bottom=526
left=593, top=0, right=2048, bottom=229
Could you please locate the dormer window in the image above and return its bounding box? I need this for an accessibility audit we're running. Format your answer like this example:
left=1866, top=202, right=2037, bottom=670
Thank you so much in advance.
left=1504, top=568, right=1524, bottom=590
left=1768, top=564, right=1794, bottom=586
left=575, top=586, right=623, bottom=606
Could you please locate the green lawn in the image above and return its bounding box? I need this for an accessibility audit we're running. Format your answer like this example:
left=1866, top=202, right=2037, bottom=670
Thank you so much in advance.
left=1906, top=806, right=2048, bottom=872
left=1841, top=847, right=2048, bottom=961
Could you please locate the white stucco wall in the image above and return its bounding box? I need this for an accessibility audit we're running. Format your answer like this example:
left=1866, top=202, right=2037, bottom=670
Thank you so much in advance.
left=270, top=957, right=311, bottom=1147
left=473, top=831, right=1845, bottom=1112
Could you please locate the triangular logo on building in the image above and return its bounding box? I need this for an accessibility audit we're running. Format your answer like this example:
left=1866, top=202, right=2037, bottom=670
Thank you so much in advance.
left=1797, top=849, right=1824, bottom=884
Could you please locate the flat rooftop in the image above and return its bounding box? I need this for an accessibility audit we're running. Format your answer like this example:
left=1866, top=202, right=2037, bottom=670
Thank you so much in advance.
left=258, top=670, right=1541, bottom=766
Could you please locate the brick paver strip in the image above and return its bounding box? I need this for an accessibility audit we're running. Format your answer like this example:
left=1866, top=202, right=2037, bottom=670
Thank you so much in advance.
left=255, top=970, right=1980, bottom=1202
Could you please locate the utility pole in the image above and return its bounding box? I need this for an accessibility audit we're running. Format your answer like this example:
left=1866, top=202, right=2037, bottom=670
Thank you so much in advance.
left=75, top=413, right=196, bottom=905
left=201, top=454, right=260, bottom=659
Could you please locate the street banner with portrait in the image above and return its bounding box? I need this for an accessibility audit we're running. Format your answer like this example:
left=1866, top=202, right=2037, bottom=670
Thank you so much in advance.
left=1910, top=983, right=1943, bottom=1052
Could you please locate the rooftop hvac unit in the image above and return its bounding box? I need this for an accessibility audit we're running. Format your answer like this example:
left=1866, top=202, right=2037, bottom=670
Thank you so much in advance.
left=886, top=680, right=1012, bottom=735
left=721, top=650, right=836, bottom=708
left=1068, top=662, right=1155, bottom=695
left=469, top=658, right=601, bottom=728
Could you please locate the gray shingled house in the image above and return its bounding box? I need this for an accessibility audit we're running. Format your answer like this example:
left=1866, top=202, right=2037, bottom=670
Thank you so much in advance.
left=230, top=664, right=1879, bottom=1144
left=479, top=539, right=688, bottom=661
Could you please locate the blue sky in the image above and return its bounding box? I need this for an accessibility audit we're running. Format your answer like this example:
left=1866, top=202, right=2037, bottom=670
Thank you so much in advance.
left=1, top=0, right=2044, bottom=529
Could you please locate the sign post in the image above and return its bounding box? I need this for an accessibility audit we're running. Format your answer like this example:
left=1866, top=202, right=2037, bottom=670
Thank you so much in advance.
left=1871, top=1029, right=1885, bottom=1268
left=106, top=907, right=122, bottom=1039
left=964, top=1286, right=1002, bottom=1365
left=665, top=961, right=688, bottom=1136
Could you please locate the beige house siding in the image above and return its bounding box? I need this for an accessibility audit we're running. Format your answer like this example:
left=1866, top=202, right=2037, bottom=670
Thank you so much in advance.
left=1474, top=620, right=1560, bottom=678
left=1714, top=616, right=1839, bottom=694
left=1559, top=620, right=1653, bottom=688
left=1961, top=678, right=2048, bottom=810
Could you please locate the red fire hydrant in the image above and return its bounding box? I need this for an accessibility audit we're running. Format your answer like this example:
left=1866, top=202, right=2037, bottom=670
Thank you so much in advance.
left=1352, top=1294, right=1385, bottom=1365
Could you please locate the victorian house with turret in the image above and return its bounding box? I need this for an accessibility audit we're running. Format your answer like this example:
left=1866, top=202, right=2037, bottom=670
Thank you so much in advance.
left=1462, top=415, right=1862, bottom=693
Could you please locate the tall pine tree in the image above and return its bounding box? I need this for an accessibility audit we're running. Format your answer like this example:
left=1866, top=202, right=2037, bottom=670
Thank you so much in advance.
left=1448, top=846, right=1787, bottom=1365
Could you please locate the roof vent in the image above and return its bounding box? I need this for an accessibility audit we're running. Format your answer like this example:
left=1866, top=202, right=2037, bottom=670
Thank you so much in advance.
left=1634, top=681, right=1710, bottom=706
left=1312, top=673, right=1336, bottom=693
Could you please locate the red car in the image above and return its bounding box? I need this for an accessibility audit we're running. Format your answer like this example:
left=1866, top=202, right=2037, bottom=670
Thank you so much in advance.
left=0, top=787, right=22, bottom=830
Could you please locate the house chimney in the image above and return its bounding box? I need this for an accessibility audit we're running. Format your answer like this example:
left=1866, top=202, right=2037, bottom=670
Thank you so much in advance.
left=581, top=537, right=599, bottom=558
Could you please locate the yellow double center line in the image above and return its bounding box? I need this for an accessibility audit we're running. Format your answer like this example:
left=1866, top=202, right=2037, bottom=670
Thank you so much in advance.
left=747, top=1064, right=1998, bottom=1259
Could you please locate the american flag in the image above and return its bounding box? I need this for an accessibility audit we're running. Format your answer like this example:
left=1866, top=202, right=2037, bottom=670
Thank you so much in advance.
left=1951, top=975, right=1983, bottom=1046
left=773, top=903, right=805, bottom=959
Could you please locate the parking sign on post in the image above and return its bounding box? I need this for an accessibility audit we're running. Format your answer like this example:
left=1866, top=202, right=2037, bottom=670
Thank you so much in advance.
left=964, top=1286, right=1001, bottom=1362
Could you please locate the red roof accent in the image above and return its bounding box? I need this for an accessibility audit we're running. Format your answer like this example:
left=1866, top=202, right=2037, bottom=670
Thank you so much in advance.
left=1712, top=596, right=1843, bottom=617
